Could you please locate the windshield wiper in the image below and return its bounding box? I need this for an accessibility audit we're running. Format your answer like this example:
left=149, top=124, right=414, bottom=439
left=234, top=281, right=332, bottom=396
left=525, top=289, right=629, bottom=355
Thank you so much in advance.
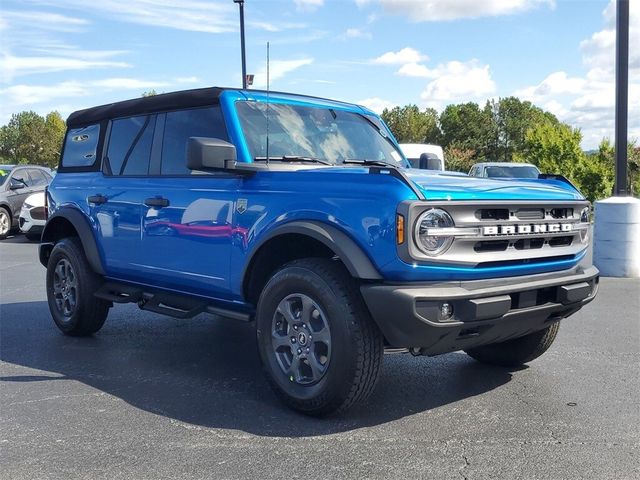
left=254, top=155, right=332, bottom=165
left=342, top=158, right=399, bottom=168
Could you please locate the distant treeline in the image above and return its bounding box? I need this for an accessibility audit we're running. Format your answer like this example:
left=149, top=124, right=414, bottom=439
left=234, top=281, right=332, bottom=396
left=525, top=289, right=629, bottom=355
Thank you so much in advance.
left=381, top=97, right=639, bottom=201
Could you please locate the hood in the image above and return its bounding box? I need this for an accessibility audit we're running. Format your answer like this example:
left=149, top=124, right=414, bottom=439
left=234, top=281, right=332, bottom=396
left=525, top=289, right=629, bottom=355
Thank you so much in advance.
left=404, top=169, right=584, bottom=201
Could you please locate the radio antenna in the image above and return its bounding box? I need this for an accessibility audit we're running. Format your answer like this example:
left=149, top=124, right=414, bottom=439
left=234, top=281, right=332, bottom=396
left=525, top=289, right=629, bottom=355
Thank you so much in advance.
left=266, top=41, right=270, bottom=164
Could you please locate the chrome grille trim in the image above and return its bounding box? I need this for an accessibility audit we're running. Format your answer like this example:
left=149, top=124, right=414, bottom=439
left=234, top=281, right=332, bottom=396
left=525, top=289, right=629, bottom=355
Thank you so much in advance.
left=398, top=200, right=590, bottom=267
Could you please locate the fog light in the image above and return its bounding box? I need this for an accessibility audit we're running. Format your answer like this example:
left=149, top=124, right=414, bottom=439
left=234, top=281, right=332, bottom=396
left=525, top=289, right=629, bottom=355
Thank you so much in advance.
left=440, top=302, right=454, bottom=320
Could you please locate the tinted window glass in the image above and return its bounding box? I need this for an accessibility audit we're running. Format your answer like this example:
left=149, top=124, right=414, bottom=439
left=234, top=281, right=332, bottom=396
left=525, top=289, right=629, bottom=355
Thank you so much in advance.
left=28, top=169, right=48, bottom=186
left=0, top=166, right=14, bottom=185
left=62, top=124, right=100, bottom=167
left=161, top=107, right=227, bottom=175
left=107, top=116, right=155, bottom=175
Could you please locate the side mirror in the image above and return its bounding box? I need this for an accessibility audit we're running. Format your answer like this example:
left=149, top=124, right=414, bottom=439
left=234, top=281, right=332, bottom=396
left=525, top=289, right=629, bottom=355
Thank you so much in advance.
left=9, top=179, right=25, bottom=190
left=418, top=153, right=442, bottom=171
left=187, top=137, right=237, bottom=171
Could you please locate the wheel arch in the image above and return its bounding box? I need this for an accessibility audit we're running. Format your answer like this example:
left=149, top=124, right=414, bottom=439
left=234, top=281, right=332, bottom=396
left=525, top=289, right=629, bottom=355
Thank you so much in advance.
left=39, top=207, right=105, bottom=275
left=242, top=221, right=382, bottom=305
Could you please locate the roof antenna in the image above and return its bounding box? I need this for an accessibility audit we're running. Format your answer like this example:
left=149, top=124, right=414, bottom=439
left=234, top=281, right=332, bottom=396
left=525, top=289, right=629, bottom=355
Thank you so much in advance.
left=266, top=41, right=270, bottom=164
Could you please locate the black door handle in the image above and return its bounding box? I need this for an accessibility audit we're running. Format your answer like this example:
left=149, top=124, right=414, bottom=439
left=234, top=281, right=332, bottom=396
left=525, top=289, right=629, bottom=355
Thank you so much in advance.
left=88, top=194, right=107, bottom=205
left=144, top=197, right=170, bottom=208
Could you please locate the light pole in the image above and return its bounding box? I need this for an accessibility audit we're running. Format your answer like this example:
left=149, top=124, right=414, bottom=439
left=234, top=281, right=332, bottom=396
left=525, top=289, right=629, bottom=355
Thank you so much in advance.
left=233, top=0, right=247, bottom=89
left=614, top=0, right=629, bottom=195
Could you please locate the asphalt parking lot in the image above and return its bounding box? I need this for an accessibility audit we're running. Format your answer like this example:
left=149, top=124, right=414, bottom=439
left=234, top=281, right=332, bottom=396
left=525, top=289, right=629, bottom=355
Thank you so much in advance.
left=0, top=235, right=638, bottom=480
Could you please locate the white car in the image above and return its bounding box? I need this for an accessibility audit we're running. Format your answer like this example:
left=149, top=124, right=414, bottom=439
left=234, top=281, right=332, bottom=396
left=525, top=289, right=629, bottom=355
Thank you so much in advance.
left=399, top=143, right=445, bottom=170
left=19, top=191, right=46, bottom=240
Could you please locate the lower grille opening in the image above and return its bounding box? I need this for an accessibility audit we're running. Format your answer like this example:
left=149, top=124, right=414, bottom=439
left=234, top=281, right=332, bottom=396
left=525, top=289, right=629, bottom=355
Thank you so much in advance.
left=514, top=238, right=545, bottom=250
left=549, top=236, right=573, bottom=247
left=474, top=240, right=509, bottom=252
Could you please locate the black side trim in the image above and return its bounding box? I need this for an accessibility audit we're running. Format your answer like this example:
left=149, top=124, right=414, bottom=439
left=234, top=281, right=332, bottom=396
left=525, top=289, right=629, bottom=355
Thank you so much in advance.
left=244, top=221, right=382, bottom=281
left=40, top=208, right=105, bottom=275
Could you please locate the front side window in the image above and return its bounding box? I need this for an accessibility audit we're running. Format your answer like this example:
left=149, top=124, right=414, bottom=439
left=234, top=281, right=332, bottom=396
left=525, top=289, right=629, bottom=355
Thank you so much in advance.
left=235, top=101, right=406, bottom=166
left=160, top=106, right=228, bottom=175
left=11, top=169, right=32, bottom=187
left=62, top=124, right=100, bottom=168
left=106, top=115, right=155, bottom=176
left=0, top=167, right=14, bottom=185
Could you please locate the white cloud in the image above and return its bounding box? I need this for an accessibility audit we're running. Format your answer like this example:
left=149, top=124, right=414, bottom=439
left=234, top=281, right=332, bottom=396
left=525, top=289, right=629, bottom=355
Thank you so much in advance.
left=0, top=76, right=205, bottom=122
left=357, top=97, right=395, bottom=113
left=373, top=47, right=427, bottom=65
left=376, top=0, right=555, bottom=22
left=344, top=28, right=372, bottom=39
left=0, top=10, right=89, bottom=32
left=252, top=58, right=314, bottom=88
left=514, top=72, right=587, bottom=102
left=419, top=60, right=496, bottom=106
left=294, top=0, right=324, bottom=12
left=22, top=0, right=237, bottom=33
left=397, top=62, right=433, bottom=77
left=511, top=0, right=639, bottom=148
left=0, top=53, right=130, bottom=82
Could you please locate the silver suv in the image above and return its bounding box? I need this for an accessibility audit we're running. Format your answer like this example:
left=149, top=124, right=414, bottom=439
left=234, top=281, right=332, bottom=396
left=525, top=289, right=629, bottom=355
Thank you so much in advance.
left=0, top=165, right=53, bottom=240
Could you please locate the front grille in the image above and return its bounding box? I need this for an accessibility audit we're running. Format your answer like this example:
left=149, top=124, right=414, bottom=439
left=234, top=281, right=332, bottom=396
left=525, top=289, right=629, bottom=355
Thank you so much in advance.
left=404, top=200, right=589, bottom=268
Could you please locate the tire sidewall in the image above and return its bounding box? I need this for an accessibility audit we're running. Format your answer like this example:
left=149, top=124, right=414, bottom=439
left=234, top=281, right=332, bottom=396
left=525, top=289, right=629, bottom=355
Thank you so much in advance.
left=256, top=265, right=361, bottom=405
left=46, top=239, right=90, bottom=333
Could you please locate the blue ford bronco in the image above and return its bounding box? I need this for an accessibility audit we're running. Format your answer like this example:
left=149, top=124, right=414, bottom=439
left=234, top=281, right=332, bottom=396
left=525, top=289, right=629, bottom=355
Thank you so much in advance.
left=41, top=87, right=599, bottom=415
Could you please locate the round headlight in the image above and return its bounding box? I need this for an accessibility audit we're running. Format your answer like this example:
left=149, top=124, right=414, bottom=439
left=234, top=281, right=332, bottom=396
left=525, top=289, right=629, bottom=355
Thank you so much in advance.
left=415, top=208, right=455, bottom=256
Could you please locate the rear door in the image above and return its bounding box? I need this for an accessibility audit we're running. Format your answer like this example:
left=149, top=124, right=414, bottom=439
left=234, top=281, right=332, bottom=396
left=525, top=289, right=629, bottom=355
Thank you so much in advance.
left=138, top=106, right=240, bottom=299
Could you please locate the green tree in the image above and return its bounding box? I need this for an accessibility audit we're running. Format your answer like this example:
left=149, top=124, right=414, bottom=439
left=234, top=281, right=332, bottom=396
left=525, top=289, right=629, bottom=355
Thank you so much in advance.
left=443, top=144, right=476, bottom=173
left=486, top=97, right=558, bottom=162
left=0, top=110, right=65, bottom=167
left=520, top=118, right=584, bottom=178
left=141, top=90, right=158, bottom=97
left=381, top=105, right=440, bottom=144
left=439, top=102, right=494, bottom=159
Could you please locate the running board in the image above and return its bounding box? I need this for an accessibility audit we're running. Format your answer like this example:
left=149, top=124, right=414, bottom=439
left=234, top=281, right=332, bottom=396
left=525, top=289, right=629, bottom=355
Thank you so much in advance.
left=94, top=282, right=251, bottom=322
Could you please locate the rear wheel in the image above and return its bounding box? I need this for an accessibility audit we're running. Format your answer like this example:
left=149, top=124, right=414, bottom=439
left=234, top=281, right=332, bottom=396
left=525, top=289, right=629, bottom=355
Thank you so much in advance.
left=46, top=237, right=110, bottom=336
left=256, top=258, right=383, bottom=416
left=464, top=322, right=560, bottom=367
left=0, top=207, right=11, bottom=240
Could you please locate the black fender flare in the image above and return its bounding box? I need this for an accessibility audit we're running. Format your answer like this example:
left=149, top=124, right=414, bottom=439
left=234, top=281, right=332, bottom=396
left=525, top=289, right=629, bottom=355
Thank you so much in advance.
left=244, top=221, right=383, bottom=281
left=40, top=207, right=105, bottom=275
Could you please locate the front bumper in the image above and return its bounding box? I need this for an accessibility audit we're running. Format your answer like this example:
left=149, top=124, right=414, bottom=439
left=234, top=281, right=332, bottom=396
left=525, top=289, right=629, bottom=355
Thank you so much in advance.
left=361, top=265, right=599, bottom=355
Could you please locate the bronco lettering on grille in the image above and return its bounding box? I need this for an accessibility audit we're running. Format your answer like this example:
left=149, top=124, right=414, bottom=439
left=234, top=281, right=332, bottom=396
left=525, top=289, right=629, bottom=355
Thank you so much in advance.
left=482, top=224, right=573, bottom=236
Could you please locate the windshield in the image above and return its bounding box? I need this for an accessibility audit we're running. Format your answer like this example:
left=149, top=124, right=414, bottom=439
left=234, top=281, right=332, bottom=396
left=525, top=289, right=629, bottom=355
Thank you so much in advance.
left=236, top=101, right=407, bottom=167
left=485, top=165, right=540, bottom=179
left=0, top=166, right=13, bottom=185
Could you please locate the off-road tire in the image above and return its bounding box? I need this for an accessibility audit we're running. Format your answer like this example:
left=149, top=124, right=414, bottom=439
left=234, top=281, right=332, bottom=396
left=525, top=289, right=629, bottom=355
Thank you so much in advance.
left=46, top=237, right=110, bottom=336
left=256, top=258, right=384, bottom=416
left=0, top=207, right=11, bottom=240
left=464, top=322, right=560, bottom=367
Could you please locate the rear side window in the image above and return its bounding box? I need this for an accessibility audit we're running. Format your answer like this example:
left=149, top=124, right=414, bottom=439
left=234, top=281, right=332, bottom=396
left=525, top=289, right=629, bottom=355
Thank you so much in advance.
left=62, top=124, right=100, bottom=167
left=106, top=115, right=155, bottom=176
left=28, top=169, right=49, bottom=186
left=160, top=106, right=227, bottom=175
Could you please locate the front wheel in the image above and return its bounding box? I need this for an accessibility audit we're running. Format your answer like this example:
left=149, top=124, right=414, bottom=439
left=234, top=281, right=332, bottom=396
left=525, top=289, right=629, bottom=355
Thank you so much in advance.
left=464, top=322, right=560, bottom=367
left=256, top=258, right=383, bottom=416
left=46, top=237, right=110, bottom=336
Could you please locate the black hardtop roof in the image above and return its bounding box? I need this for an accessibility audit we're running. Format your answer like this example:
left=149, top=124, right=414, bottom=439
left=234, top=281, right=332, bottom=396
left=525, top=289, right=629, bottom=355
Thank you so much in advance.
left=66, top=86, right=364, bottom=128
left=67, top=87, right=225, bottom=127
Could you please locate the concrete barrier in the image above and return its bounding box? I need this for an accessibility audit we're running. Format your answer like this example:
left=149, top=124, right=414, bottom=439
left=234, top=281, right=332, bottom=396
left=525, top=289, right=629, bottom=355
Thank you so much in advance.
left=593, top=196, right=640, bottom=278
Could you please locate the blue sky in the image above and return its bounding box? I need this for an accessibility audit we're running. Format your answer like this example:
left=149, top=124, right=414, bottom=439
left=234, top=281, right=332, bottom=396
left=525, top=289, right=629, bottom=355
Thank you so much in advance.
left=0, top=0, right=638, bottom=149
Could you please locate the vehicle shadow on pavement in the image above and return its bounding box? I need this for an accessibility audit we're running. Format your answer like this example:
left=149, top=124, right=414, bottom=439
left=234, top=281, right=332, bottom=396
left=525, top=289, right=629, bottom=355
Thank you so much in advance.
left=0, top=301, right=515, bottom=438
